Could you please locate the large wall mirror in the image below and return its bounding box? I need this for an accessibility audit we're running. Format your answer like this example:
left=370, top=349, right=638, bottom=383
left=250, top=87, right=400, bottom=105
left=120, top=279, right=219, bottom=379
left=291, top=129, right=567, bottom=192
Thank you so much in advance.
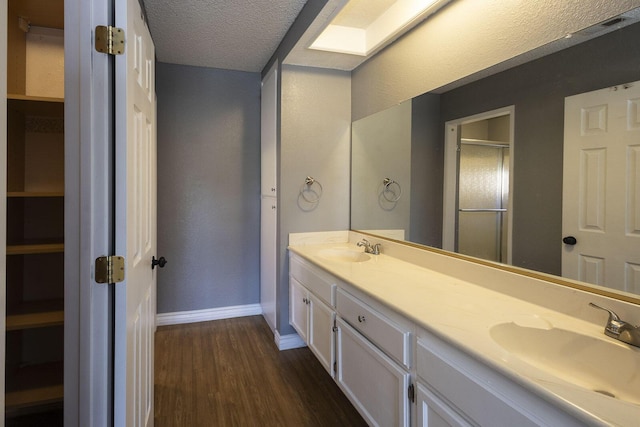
left=351, top=8, right=640, bottom=302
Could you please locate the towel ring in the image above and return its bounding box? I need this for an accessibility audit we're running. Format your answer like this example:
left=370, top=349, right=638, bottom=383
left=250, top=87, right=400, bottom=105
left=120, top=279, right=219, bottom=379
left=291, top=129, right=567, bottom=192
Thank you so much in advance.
left=382, top=178, right=402, bottom=202
left=300, top=176, right=323, bottom=203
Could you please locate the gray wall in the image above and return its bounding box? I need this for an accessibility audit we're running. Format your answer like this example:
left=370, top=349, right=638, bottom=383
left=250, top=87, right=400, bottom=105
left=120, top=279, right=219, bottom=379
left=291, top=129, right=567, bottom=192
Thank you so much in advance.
left=410, top=93, right=442, bottom=246
left=156, top=62, right=261, bottom=313
left=278, top=65, right=351, bottom=334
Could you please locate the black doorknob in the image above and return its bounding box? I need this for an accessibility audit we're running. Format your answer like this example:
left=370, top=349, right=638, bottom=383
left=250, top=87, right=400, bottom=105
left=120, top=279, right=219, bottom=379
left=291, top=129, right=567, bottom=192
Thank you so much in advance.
left=562, top=236, right=577, bottom=245
left=152, top=256, right=167, bottom=270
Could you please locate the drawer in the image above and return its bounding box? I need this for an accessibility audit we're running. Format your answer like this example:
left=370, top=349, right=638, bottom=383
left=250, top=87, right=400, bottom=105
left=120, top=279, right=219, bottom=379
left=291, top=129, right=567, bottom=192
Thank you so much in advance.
left=290, top=255, right=335, bottom=306
left=336, top=288, right=411, bottom=368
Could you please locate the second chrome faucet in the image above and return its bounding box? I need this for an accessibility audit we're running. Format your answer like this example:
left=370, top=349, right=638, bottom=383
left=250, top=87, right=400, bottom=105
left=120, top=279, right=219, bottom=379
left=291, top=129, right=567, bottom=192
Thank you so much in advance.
left=589, top=302, right=640, bottom=348
left=357, top=239, right=381, bottom=255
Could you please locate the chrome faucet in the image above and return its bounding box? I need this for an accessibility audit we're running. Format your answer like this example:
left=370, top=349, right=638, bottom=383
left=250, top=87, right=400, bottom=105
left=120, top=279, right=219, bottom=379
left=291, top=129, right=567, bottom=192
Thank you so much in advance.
left=589, top=302, right=640, bottom=348
left=357, top=239, right=381, bottom=255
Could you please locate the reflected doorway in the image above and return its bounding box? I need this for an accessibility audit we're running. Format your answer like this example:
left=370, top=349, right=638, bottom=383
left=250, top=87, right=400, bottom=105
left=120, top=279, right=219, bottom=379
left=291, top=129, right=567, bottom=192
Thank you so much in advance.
left=443, top=107, right=514, bottom=264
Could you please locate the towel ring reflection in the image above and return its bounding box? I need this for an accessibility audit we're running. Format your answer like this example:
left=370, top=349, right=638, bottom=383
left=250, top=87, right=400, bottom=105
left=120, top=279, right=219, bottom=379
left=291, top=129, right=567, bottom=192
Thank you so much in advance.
left=382, top=178, right=402, bottom=202
left=300, top=176, right=323, bottom=203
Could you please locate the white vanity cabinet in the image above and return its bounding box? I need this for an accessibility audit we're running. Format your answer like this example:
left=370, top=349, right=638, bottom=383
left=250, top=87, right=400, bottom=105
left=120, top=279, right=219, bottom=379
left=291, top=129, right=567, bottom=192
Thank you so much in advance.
left=415, top=328, right=585, bottom=427
left=289, top=278, right=310, bottom=342
left=335, top=288, right=412, bottom=427
left=289, top=254, right=336, bottom=376
left=287, top=239, right=631, bottom=427
left=416, top=382, right=472, bottom=427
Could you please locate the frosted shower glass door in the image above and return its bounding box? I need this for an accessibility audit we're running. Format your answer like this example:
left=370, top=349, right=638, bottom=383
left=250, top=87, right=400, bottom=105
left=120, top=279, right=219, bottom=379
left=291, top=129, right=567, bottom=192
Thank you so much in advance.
left=457, top=143, right=509, bottom=262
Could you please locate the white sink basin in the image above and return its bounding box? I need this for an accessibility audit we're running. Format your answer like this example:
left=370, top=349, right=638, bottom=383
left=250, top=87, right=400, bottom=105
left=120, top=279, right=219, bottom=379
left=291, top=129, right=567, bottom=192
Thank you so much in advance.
left=490, top=322, right=640, bottom=405
left=318, top=248, right=370, bottom=263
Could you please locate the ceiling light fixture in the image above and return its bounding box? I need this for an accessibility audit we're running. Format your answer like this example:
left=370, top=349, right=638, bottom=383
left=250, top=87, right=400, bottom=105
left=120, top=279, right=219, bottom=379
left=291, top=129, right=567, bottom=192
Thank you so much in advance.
left=309, top=0, right=450, bottom=56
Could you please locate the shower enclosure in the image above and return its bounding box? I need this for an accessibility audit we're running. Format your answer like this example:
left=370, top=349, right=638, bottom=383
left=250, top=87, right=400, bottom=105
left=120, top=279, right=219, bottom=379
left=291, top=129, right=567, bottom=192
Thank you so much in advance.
left=457, top=138, right=510, bottom=263
left=443, top=109, right=513, bottom=264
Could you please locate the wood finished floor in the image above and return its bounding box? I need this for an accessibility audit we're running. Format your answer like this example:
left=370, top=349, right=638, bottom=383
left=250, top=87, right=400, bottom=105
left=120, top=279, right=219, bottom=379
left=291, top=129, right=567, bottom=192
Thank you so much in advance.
left=154, top=315, right=367, bottom=426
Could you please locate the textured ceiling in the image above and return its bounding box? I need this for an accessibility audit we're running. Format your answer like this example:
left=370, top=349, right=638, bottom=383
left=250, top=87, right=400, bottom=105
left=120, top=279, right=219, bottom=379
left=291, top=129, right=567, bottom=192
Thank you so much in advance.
left=142, top=0, right=308, bottom=72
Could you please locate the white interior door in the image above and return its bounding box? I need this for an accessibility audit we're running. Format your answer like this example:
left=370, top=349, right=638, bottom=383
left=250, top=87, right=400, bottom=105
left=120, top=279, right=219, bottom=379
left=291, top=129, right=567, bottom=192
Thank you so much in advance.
left=114, top=0, right=157, bottom=425
left=563, top=81, right=640, bottom=294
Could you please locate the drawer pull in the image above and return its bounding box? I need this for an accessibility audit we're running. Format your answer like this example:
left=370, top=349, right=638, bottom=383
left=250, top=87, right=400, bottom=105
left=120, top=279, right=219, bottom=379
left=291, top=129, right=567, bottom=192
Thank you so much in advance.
left=358, top=315, right=366, bottom=323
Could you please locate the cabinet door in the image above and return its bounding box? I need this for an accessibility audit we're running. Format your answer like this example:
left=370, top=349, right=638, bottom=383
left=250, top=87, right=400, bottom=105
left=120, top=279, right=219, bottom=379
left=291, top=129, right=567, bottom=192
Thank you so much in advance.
left=289, top=278, right=308, bottom=343
left=260, top=198, right=277, bottom=330
left=416, top=383, right=472, bottom=427
left=336, top=318, right=410, bottom=427
left=308, top=293, right=335, bottom=377
left=260, top=63, right=277, bottom=196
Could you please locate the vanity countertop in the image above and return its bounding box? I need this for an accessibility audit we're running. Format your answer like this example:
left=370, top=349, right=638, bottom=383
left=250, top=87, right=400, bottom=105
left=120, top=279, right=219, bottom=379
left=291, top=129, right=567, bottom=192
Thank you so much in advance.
left=288, top=241, right=640, bottom=427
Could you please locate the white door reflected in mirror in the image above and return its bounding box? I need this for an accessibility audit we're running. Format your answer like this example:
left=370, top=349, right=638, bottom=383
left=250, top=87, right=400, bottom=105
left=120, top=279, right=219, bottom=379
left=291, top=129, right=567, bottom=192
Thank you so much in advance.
left=562, top=81, right=640, bottom=294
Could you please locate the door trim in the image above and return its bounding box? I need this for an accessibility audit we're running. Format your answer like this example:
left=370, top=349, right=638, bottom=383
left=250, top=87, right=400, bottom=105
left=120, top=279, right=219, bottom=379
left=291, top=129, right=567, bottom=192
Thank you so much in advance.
left=64, top=0, right=114, bottom=425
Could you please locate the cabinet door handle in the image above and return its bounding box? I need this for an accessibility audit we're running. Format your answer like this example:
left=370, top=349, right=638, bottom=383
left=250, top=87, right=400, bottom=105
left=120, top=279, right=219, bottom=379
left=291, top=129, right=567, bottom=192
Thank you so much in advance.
left=358, top=315, right=366, bottom=323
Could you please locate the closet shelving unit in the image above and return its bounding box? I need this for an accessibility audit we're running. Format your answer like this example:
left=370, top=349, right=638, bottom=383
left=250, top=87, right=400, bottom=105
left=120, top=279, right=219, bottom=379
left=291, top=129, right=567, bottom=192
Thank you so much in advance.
left=5, top=0, right=65, bottom=415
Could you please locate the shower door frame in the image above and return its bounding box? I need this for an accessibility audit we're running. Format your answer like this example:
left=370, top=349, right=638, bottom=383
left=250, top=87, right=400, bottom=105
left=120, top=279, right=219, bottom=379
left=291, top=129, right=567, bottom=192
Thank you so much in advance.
left=442, top=106, right=515, bottom=265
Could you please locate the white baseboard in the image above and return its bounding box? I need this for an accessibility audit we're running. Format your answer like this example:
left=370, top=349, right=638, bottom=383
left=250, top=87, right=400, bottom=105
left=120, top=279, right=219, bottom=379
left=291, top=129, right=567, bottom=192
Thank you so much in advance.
left=157, top=305, right=307, bottom=352
left=156, top=303, right=262, bottom=326
left=275, top=330, right=306, bottom=350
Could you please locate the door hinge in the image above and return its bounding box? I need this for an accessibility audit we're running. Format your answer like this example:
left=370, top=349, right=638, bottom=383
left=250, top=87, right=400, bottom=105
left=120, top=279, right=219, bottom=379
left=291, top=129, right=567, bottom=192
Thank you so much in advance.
left=408, top=383, right=415, bottom=403
left=95, top=255, right=126, bottom=284
left=333, top=361, right=337, bottom=373
left=95, top=25, right=125, bottom=55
